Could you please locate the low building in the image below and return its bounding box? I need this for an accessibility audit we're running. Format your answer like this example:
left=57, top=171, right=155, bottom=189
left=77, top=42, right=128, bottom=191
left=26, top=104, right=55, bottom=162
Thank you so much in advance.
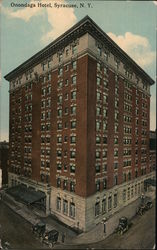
left=0, top=141, right=9, bottom=187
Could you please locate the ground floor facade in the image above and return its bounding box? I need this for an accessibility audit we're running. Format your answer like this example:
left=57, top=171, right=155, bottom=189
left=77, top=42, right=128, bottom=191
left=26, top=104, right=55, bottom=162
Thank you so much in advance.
left=8, top=171, right=155, bottom=232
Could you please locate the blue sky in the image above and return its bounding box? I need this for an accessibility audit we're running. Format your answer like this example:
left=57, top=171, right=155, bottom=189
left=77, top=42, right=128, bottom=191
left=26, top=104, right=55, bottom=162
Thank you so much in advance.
left=0, top=0, right=156, bottom=141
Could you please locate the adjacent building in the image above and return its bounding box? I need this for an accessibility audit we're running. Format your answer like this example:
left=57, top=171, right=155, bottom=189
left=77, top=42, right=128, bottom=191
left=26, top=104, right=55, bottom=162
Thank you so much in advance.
left=0, top=141, right=9, bottom=187
left=4, top=16, right=155, bottom=231
left=149, top=130, right=156, bottom=172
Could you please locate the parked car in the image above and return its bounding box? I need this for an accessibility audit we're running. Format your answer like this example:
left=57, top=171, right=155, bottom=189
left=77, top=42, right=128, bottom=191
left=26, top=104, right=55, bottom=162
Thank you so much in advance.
left=42, top=229, right=59, bottom=248
left=115, top=217, right=131, bottom=235
left=145, top=201, right=153, bottom=210
left=136, top=204, right=146, bottom=216
left=32, top=222, right=46, bottom=238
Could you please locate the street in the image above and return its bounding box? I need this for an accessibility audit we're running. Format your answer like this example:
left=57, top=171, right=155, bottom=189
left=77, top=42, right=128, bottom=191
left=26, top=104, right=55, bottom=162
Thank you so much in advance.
left=0, top=199, right=156, bottom=249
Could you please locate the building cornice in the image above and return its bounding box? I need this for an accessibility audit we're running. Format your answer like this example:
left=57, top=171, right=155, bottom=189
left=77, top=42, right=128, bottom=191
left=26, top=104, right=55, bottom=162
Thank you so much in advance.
left=4, top=15, right=154, bottom=85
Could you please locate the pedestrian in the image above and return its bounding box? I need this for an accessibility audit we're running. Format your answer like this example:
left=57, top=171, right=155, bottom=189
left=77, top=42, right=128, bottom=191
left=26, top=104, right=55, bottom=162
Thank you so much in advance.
left=61, top=232, right=65, bottom=243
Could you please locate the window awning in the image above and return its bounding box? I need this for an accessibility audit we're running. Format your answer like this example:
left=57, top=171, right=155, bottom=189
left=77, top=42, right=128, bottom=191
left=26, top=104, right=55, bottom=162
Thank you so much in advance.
left=144, top=178, right=156, bottom=187
left=6, top=184, right=46, bottom=205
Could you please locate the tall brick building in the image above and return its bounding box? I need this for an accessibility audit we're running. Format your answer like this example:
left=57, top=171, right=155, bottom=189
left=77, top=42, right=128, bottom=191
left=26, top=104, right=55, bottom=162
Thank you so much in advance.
left=4, top=16, right=155, bottom=231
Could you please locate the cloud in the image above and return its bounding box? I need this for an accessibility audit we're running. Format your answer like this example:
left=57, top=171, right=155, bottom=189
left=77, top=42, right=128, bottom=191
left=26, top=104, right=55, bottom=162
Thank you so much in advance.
left=2, top=0, right=77, bottom=44
left=2, top=1, right=43, bottom=22
left=40, top=1, right=77, bottom=44
left=0, top=131, right=9, bottom=142
left=107, top=32, right=156, bottom=68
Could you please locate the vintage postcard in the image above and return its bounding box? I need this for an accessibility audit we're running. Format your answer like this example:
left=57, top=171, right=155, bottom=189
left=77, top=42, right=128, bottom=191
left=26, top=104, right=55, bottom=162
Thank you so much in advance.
left=0, top=0, right=156, bottom=249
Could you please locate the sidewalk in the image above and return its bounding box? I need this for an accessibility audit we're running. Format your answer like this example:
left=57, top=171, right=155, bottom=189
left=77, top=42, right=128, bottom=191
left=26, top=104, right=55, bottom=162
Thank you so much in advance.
left=2, top=192, right=77, bottom=244
left=2, top=189, right=156, bottom=246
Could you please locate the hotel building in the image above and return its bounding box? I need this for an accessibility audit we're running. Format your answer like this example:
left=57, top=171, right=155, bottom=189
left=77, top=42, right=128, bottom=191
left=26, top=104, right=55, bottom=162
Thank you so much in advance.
left=4, top=16, right=155, bottom=231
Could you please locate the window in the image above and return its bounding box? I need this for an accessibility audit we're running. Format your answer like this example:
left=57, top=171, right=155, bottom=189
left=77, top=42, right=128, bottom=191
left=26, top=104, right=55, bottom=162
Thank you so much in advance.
left=71, top=106, right=76, bottom=115
left=128, top=172, right=131, bottom=180
left=97, top=47, right=102, bottom=56
left=114, top=137, right=118, bottom=144
left=72, top=61, right=77, bottom=70
left=57, top=163, right=62, bottom=171
left=57, top=178, right=61, bottom=187
left=57, top=150, right=62, bottom=157
left=123, top=190, right=126, bottom=202
left=57, top=122, right=62, bottom=130
left=104, top=66, right=108, bottom=75
left=102, top=197, right=106, bottom=213
left=96, top=107, right=101, bottom=116
left=65, top=107, right=68, bottom=115
left=58, top=95, right=62, bottom=103
left=128, top=187, right=130, bottom=200
left=48, top=73, right=51, bottom=81
left=104, top=51, right=108, bottom=61
left=70, top=151, right=76, bottom=159
left=71, top=91, right=76, bottom=100
left=96, top=136, right=101, bottom=144
left=70, top=202, right=75, bottom=218
left=114, top=149, right=118, bottom=157
left=95, top=164, right=100, bottom=173
left=102, top=150, right=107, bottom=158
left=70, top=136, right=76, bottom=144
left=58, top=109, right=62, bottom=117
left=123, top=173, right=127, bottom=182
left=63, top=199, right=68, bottom=215
left=103, top=178, right=107, bottom=189
left=114, top=193, right=117, bottom=208
left=96, top=151, right=101, bottom=159
left=63, top=180, right=68, bottom=190
left=72, top=45, right=77, bottom=54
left=103, top=109, right=107, bottom=118
left=70, top=164, right=76, bottom=173
left=108, top=196, right=112, bottom=211
left=95, top=201, right=100, bottom=216
left=71, top=121, right=76, bottom=129
left=59, top=54, right=63, bottom=62
left=97, top=62, right=101, bottom=71
left=97, top=92, right=101, bottom=101
left=72, top=76, right=76, bottom=84
left=96, top=180, right=100, bottom=191
left=103, top=95, right=107, bottom=103
left=96, top=121, right=101, bottom=131
left=114, top=162, right=118, bottom=169
left=65, top=79, right=69, bottom=86
left=97, top=77, right=101, bottom=86
left=58, top=68, right=63, bottom=76
left=42, top=88, right=46, bottom=96
left=58, top=81, right=63, bottom=88
left=70, top=182, right=75, bottom=192
left=57, top=136, right=62, bottom=143
left=114, top=175, right=118, bottom=186
left=56, top=197, right=61, bottom=211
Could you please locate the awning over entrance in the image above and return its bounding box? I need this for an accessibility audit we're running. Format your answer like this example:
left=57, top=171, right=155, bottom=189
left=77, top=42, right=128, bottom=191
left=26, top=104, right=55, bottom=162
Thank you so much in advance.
left=6, top=184, right=46, bottom=205
left=144, top=178, right=156, bottom=187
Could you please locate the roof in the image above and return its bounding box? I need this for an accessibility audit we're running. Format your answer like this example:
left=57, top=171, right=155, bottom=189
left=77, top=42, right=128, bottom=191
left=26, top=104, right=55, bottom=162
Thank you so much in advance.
left=4, top=15, right=154, bottom=85
left=6, top=184, right=46, bottom=204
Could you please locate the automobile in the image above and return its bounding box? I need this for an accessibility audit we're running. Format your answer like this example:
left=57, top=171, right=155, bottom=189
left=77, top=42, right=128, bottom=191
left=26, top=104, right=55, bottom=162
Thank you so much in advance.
left=136, top=204, right=146, bottom=216
left=32, top=222, right=46, bottom=238
left=145, top=201, right=153, bottom=210
left=42, top=229, right=59, bottom=248
left=114, top=217, right=131, bottom=235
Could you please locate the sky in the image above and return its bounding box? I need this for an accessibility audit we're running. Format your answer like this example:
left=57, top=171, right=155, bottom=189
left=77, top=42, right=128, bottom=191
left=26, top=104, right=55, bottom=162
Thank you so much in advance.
left=0, top=0, right=156, bottom=141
